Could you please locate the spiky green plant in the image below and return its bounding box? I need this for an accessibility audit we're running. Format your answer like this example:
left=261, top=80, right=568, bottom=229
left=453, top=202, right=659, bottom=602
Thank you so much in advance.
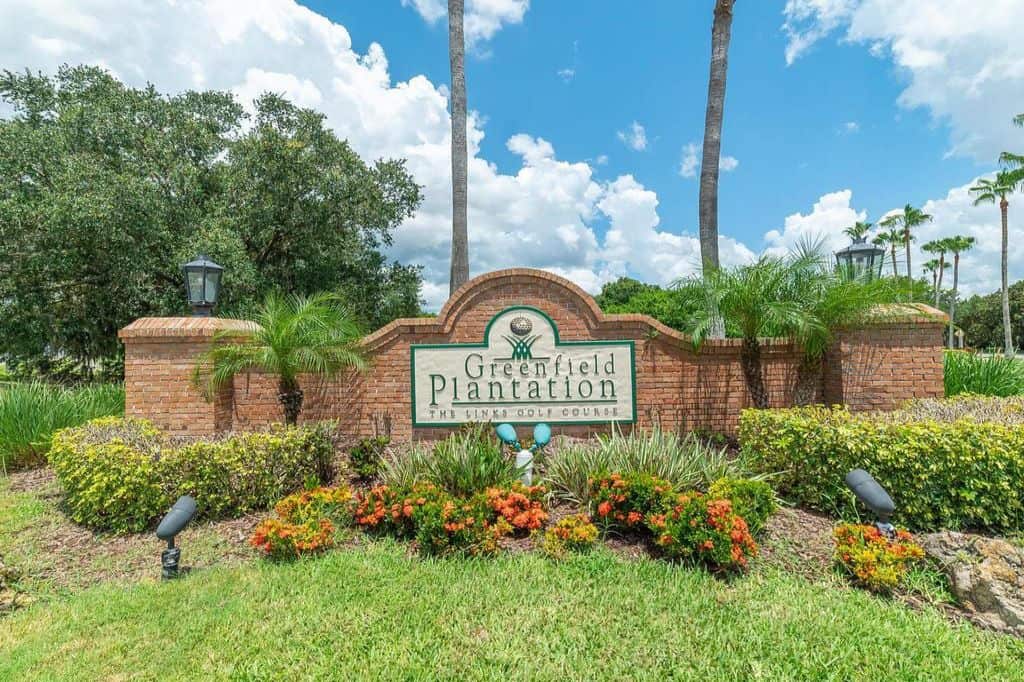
left=0, top=382, right=124, bottom=473
left=943, top=350, right=1024, bottom=397
left=543, top=427, right=746, bottom=505
left=193, top=292, right=366, bottom=425
left=423, top=423, right=519, bottom=497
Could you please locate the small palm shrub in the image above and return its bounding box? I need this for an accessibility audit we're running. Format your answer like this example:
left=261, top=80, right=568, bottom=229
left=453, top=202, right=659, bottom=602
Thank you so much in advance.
left=707, top=477, right=777, bottom=534
left=544, top=427, right=745, bottom=505
left=647, top=494, right=757, bottom=572
left=943, top=350, right=1024, bottom=397
left=0, top=381, right=124, bottom=473
left=542, top=514, right=599, bottom=559
left=833, top=524, right=925, bottom=593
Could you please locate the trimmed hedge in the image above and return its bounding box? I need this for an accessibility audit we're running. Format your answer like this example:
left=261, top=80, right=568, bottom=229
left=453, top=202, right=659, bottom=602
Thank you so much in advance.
left=738, top=406, right=1024, bottom=533
left=49, top=417, right=334, bottom=533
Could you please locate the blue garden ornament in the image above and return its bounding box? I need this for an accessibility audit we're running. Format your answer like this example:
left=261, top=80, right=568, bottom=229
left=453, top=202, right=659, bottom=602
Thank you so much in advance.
left=495, top=423, right=520, bottom=449
left=494, top=422, right=552, bottom=486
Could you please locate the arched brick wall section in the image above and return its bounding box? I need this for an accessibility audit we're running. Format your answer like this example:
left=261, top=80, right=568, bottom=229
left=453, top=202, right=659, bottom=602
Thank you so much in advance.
left=120, top=268, right=947, bottom=440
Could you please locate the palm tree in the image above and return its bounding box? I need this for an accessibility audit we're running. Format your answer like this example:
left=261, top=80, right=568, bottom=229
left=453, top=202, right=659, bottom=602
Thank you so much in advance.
left=880, top=204, right=932, bottom=302
left=945, top=236, right=976, bottom=349
left=698, top=0, right=737, bottom=276
left=921, top=239, right=948, bottom=308
left=923, top=259, right=940, bottom=296
left=872, top=228, right=902, bottom=278
left=448, top=0, right=469, bottom=295
left=842, top=221, right=873, bottom=241
left=193, top=293, right=366, bottom=425
left=970, top=172, right=1021, bottom=354
left=675, top=253, right=821, bottom=409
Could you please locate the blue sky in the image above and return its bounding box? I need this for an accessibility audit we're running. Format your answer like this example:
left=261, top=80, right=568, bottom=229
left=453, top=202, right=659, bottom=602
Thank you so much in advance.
left=2, top=0, right=1023, bottom=308
left=324, top=0, right=984, bottom=246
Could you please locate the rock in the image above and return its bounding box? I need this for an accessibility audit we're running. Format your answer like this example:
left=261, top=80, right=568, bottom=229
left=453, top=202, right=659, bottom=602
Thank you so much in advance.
left=920, top=531, right=1024, bottom=637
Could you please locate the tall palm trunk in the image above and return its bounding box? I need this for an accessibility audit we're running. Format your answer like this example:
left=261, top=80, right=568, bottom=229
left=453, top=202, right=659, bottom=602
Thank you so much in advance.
left=278, top=377, right=304, bottom=426
left=1001, top=198, right=1013, bottom=354
left=930, top=268, right=937, bottom=296
left=890, top=243, right=898, bottom=277
left=948, top=253, right=960, bottom=349
left=699, top=0, right=736, bottom=339
left=740, top=336, right=768, bottom=409
left=448, top=0, right=469, bottom=295
left=904, top=229, right=913, bottom=302
left=935, top=252, right=945, bottom=308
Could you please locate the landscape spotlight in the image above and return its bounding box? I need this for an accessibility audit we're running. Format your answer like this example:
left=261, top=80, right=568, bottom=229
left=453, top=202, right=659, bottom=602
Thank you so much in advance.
left=156, top=495, right=197, bottom=579
left=844, top=469, right=896, bottom=536
left=495, top=423, right=552, bottom=486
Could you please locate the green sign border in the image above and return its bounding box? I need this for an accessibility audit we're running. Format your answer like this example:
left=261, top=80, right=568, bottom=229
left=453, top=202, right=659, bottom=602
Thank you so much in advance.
left=410, top=305, right=637, bottom=428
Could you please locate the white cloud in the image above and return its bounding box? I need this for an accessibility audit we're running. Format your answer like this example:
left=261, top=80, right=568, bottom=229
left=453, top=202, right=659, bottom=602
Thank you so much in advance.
left=782, top=0, right=1024, bottom=161
left=764, top=189, right=867, bottom=257
left=617, top=121, right=648, bottom=151
left=679, top=142, right=739, bottom=179
left=593, top=154, right=608, bottom=166
left=401, top=0, right=529, bottom=45
left=841, top=120, right=860, bottom=134
left=557, top=67, right=575, bottom=82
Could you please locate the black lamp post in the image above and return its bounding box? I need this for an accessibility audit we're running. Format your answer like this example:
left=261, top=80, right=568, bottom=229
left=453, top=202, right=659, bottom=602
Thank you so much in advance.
left=835, top=237, right=884, bottom=280
left=182, top=255, right=223, bottom=316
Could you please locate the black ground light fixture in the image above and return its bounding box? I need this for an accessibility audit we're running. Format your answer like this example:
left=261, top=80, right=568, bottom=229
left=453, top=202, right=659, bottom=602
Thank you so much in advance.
left=844, top=469, right=896, bottom=537
left=182, top=254, right=223, bottom=317
left=156, top=496, right=197, bottom=579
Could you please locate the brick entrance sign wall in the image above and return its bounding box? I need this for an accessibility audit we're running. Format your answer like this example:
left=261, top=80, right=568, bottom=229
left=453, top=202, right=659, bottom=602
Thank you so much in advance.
left=119, top=268, right=947, bottom=440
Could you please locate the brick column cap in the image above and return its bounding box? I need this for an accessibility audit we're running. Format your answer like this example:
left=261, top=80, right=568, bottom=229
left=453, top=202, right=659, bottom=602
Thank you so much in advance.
left=118, top=317, right=258, bottom=341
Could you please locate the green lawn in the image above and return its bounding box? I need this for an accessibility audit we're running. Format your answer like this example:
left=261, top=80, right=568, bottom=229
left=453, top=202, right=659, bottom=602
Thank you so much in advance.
left=1, top=541, right=1021, bottom=681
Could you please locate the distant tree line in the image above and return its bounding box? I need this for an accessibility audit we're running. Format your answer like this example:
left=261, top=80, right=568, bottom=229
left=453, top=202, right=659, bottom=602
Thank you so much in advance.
left=0, top=66, right=424, bottom=379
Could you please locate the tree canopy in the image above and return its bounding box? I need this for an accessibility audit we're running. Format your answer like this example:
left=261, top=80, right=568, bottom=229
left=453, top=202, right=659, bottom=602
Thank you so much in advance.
left=0, top=65, right=423, bottom=374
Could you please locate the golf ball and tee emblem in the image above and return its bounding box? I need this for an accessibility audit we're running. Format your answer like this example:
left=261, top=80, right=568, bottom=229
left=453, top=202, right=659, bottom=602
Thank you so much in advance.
left=503, top=316, right=537, bottom=361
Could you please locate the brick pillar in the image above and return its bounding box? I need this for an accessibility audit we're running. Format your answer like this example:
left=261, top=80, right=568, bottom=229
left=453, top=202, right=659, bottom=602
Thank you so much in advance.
left=118, top=317, right=255, bottom=436
left=823, top=304, right=947, bottom=412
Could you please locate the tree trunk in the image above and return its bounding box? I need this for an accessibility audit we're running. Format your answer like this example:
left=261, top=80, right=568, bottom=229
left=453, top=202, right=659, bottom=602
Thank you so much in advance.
left=931, top=269, right=937, bottom=298
left=740, top=336, right=768, bottom=409
left=448, top=0, right=469, bottom=295
left=793, top=355, right=822, bottom=406
left=948, top=253, right=960, bottom=349
left=890, top=244, right=898, bottom=278
left=1002, top=199, right=1013, bottom=354
left=905, top=229, right=913, bottom=302
left=935, top=252, right=945, bottom=309
left=278, top=379, right=304, bottom=426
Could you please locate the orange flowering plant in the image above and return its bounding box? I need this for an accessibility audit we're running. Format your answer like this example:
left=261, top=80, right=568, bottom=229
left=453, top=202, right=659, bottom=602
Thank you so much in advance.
left=648, top=492, right=757, bottom=572
left=353, top=483, right=446, bottom=537
left=411, top=493, right=511, bottom=557
left=542, top=513, right=599, bottom=559
left=589, top=472, right=675, bottom=532
left=249, top=518, right=335, bottom=560
left=485, top=483, right=548, bottom=533
left=833, top=523, right=925, bottom=592
left=274, top=485, right=355, bottom=527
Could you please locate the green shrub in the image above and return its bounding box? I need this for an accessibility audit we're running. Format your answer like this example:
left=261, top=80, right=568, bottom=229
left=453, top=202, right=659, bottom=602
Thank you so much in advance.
left=896, top=394, right=1024, bottom=425
left=707, top=477, right=777, bottom=534
left=274, top=486, right=355, bottom=528
left=647, top=493, right=758, bottom=572
left=0, top=382, right=124, bottom=473
left=738, top=406, right=1024, bottom=532
left=349, top=436, right=389, bottom=480
left=424, top=423, right=518, bottom=497
left=544, top=427, right=744, bottom=505
left=944, top=349, right=1024, bottom=397
left=48, top=417, right=334, bottom=532
left=379, top=445, right=432, bottom=491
